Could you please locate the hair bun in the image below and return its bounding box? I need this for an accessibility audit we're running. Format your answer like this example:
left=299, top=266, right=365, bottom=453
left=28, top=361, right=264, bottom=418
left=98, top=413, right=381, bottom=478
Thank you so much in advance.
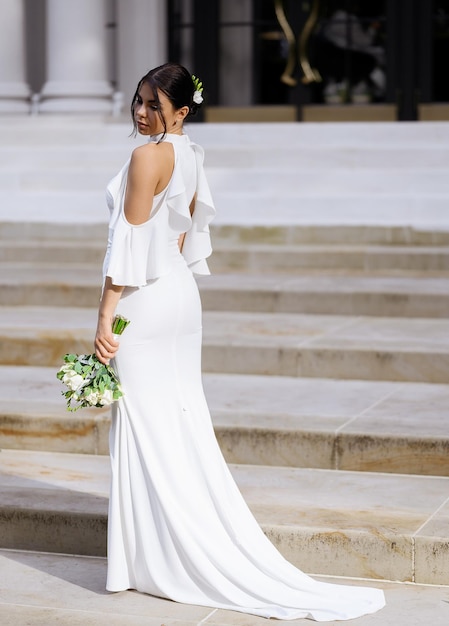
left=189, top=100, right=202, bottom=116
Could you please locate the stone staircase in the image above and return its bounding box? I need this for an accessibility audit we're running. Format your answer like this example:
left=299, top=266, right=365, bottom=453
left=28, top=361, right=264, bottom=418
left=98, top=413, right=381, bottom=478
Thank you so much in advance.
left=1, top=118, right=449, bottom=591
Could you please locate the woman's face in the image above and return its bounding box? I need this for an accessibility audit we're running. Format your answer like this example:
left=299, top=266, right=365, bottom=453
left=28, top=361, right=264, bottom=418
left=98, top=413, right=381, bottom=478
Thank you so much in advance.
left=134, top=82, right=177, bottom=135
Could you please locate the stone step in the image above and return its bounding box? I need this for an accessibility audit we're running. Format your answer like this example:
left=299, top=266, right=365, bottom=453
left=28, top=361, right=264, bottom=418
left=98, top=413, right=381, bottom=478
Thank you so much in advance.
left=0, top=240, right=105, bottom=264
left=211, top=223, right=449, bottom=246
left=210, top=193, right=449, bottom=232
left=1, top=306, right=448, bottom=383
left=0, top=191, right=109, bottom=224
left=197, top=274, right=449, bottom=318
left=3, top=240, right=449, bottom=274
left=0, top=146, right=133, bottom=170
left=199, top=145, right=449, bottom=170
left=2, top=220, right=449, bottom=246
left=0, top=169, right=113, bottom=192
left=210, top=244, right=449, bottom=273
left=2, top=192, right=449, bottom=233
left=206, top=168, right=449, bottom=196
left=1, top=144, right=449, bottom=170
left=1, top=365, right=448, bottom=477
left=202, top=311, right=449, bottom=383
left=1, top=266, right=449, bottom=318
left=189, top=120, right=449, bottom=149
left=1, top=551, right=448, bottom=626
left=1, top=448, right=448, bottom=584
left=0, top=265, right=102, bottom=308
left=1, top=118, right=448, bottom=147
left=1, top=166, right=447, bottom=195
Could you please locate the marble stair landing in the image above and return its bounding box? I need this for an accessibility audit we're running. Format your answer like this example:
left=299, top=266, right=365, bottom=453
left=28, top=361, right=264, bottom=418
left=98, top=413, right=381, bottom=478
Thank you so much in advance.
left=0, top=120, right=449, bottom=232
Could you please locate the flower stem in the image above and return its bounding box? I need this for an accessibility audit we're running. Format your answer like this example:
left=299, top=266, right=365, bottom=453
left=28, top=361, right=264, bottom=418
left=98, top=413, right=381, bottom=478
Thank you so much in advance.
left=111, top=314, right=130, bottom=336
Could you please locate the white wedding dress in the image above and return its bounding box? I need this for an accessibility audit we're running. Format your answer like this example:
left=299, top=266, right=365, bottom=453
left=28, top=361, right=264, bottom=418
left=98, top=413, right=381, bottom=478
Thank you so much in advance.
left=102, top=133, right=385, bottom=621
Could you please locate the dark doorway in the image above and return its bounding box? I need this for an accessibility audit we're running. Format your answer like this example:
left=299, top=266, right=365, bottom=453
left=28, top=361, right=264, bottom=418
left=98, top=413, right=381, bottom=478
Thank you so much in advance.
left=167, top=0, right=449, bottom=121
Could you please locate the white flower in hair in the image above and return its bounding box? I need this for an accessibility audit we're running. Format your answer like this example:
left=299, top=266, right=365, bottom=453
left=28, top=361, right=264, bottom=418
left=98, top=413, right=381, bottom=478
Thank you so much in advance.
left=192, top=75, right=204, bottom=105
left=193, top=91, right=203, bottom=104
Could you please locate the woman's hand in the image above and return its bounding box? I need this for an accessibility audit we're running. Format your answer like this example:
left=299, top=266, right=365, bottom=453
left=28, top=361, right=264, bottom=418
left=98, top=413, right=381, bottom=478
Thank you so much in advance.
left=95, top=315, right=119, bottom=364
left=95, top=277, right=125, bottom=364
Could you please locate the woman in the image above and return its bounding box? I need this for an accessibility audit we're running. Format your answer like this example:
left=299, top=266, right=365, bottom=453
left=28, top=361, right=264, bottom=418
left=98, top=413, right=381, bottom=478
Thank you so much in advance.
left=95, top=62, right=385, bottom=621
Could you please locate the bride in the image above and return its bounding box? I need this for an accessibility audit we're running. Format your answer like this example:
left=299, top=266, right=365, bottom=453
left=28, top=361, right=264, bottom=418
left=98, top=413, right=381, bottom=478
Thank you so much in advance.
left=94, top=62, right=385, bottom=621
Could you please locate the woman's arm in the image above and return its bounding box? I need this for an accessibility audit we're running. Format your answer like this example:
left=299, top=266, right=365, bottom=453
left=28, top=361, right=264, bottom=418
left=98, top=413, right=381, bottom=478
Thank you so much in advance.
left=124, top=143, right=172, bottom=225
left=95, top=143, right=173, bottom=363
left=95, top=277, right=124, bottom=364
left=95, top=147, right=156, bottom=363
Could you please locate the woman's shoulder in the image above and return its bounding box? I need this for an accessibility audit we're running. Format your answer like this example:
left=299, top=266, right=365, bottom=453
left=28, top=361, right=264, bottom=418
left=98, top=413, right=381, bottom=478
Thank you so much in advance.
left=128, top=141, right=174, bottom=179
left=131, top=140, right=173, bottom=161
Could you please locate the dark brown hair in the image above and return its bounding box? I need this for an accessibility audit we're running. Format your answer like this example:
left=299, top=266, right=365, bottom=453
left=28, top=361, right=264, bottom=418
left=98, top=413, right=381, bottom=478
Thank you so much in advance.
left=131, top=62, right=202, bottom=138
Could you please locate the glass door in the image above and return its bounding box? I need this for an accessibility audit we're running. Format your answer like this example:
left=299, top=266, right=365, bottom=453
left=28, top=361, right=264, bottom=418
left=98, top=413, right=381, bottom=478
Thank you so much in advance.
left=306, top=1, right=388, bottom=113
left=167, top=0, right=449, bottom=122
left=251, top=0, right=395, bottom=121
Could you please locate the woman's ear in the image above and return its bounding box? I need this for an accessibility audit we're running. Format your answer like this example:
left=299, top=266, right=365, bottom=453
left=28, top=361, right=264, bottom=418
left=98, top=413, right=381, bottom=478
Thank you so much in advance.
left=177, top=105, right=189, bottom=122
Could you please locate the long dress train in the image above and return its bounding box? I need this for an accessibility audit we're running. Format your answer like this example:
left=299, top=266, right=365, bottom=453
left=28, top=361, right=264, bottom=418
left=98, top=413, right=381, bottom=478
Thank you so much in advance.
left=102, top=133, right=385, bottom=621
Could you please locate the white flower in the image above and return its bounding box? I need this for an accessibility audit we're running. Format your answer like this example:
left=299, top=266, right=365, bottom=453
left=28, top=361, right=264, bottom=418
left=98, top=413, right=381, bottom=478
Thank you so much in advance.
left=99, top=389, right=114, bottom=406
left=58, top=347, right=127, bottom=412
left=62, top=371, right=85, bottom=391
left=61, top=371, right=74, bottom=385
left=84, top=390, right=100, bottom=406
left=193, top=90, right=203, bottom=104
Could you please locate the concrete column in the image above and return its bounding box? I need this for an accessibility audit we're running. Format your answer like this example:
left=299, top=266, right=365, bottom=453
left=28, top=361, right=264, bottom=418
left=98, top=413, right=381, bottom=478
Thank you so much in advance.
left=117, top=0, right=167, bottom=114
left=0, top=0, right=31, bottom=113
left=220, top=0, right=253, bottom=106
left=39, top=0, right=113, bottom=113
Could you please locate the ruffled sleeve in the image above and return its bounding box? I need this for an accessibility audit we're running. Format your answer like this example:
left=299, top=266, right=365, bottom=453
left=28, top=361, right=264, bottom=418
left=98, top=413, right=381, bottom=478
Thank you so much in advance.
left=102, top=158, right=172, bottom=287
left=105, top=211, right=172, bottom=287
left=164, top=140, right=215, bottom=275
left=181, top=143, right=216, bottom=275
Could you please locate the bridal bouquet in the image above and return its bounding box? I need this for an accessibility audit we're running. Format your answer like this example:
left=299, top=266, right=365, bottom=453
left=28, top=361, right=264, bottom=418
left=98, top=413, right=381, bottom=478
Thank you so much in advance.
left=57, top=314, right=130, bottom=412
